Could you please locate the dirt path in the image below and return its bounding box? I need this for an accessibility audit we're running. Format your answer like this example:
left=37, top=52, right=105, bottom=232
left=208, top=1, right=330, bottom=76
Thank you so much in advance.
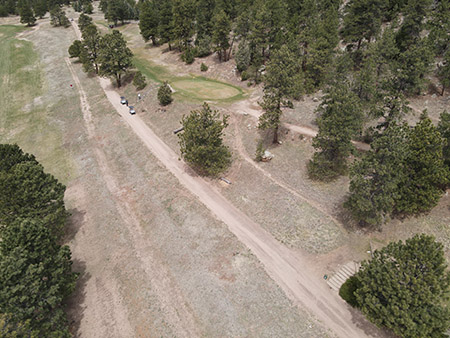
left=65, top=57, right=202, bottom=337
left=231, top=99, right=371, bottom=151
left=70, top=20, right=382, bottom=338
left=231, top=116, right=344, bottom=228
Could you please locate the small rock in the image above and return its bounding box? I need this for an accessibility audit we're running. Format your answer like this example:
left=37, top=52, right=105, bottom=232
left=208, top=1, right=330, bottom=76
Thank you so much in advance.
left=261, top=150, right=274, bottom=162
left=313, top=97, right=319, bottom=102
left=278, top=140, right=282, bottom=145
left=243, top=112, right=249, bottom=116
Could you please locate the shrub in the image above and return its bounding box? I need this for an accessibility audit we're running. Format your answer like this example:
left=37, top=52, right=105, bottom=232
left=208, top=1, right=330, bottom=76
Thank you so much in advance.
left=339, top=276, right=360, bottom=308
left=158, top=81, right=173, bottom=106
left=68, top=40, right=82, bottom=58
left=181, top=48, right=195, bottom=64
left=241, top=71, right=249, bottom=81
left=133, top=71, right=147, bottom=90
left=235, top=42, right=250, bottom=72
left=195, top=37, right=212, bottom=57
left=200, top=63, right=208, bottom=72
left=255, top=141, right=264, bottom=162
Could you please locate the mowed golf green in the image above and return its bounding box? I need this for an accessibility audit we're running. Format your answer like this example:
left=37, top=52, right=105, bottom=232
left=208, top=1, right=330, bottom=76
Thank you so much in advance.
left=132, top=56, right=245, bottom=103
left=171, top=78, right=242, bottom=100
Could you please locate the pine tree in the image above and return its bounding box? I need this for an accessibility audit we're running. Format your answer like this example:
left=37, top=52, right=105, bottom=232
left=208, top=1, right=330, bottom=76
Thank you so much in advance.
left=157, top=0, right=173, bottom=48
left=437, top=111, right=450, bottom=171
left=195, top=0, right=215, bottom=42
left=133, top=71, right=147, bottom=90
left=211, top=9, right=231, bottom=61
left=81, top=24, right=100, bottom=74
left=340, top=0, right=383, bottom=49
left=98, top=30, right=133, bottom=87
left=77, top=12, right=93, bottom=33
left=345, top=124, right=407, bottom=227
left=308, top=82, right=363, bottom=181
left=0, top=144, right=37, bottom=172
left=171, top=0, right=195, bottom=50
left=437, top=50, right=450, bottom=96
left=258, top=44, right=302, bottom=143
left=139, top=0, right=159, bottom=45
left=68, top=39, right=82, bottom=58
left=0, top=219, right=77, bottom=337
left=0, top=161, right=68, bottom=237
left=395, top=113, right=449, bottom=214
left=33, top=0, right=47, bottom=18
left=19, top=4, right=36, bottom=26
left=157, top=81, right=173, bottom=105
left=178, top=103, right=231, bottom=176
left=49, top=5, right=69, bottom=27
left=354, top=234, right=450, bottom=338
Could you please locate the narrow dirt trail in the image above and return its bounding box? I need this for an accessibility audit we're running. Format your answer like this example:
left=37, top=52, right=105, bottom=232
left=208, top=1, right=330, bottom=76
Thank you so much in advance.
left=231, top=117, right=344, bottom=228
left=231, top=99, right=371, bottom=151
left=65, top=57, right=202, bottom=338
left=70, top=20, right=381, bottom=338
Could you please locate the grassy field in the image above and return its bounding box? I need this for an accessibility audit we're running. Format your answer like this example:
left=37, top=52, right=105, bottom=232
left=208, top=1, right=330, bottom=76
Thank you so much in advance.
left=0, top=24, right=74, bottom=183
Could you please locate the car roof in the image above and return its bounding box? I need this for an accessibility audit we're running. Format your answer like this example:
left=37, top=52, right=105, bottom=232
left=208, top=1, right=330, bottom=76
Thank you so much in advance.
left=120, top=96, right=125, bottom=99
left=129, top=106, right=134, bottom=109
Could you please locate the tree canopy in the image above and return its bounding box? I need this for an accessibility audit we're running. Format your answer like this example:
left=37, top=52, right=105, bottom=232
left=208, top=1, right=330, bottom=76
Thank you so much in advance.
left=98, top=30, right=133, bottom=87
left=353, top=234, right=450, bottom=338
left=178, top=103, right=231, bottom=176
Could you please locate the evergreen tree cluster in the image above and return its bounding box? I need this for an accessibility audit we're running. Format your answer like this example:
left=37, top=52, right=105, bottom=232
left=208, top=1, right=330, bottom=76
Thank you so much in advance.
left=0, top=144, right=77, bottom=337
left=68, top=17, right=134, bottom=87
left=1, top=0, right=70, bottom=21
left=345, top=113, right=449, bottom=227
left=99, top=0, right=138, bottom=26
left=342, top=234, right=450, bottom=338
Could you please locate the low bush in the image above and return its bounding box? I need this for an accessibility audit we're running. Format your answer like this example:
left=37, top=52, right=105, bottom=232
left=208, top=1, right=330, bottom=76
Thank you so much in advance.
left=339, top=276, right=361, bottom=308
left=133, top=71, right=147, bottom=90
left=200, top=63, right=208, bottom=72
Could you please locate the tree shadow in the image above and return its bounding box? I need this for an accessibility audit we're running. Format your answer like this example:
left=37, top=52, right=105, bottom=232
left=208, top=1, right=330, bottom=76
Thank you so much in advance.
left=348, top=305, right=397, bottom=338
left=64, top=208, right=86, bottom=242
left=66, top=259, right=90, bottom=338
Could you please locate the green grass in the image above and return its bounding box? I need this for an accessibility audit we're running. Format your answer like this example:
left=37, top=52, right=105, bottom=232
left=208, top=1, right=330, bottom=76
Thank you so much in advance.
left=0, top=25, right=74, bottom=184
left=132, top=56, right=246, bottom=103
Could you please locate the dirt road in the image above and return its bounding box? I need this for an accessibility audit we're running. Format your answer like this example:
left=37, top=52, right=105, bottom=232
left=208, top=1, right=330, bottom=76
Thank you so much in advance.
left=70, top=20, right=380, bottom=338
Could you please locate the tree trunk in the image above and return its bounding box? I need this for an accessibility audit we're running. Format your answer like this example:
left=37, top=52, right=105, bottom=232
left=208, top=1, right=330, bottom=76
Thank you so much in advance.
left=227, top=35, right=235, bottom=61
left=116, top=73, right=121, bottom=87
left=357, top=39, right=362, bottom=50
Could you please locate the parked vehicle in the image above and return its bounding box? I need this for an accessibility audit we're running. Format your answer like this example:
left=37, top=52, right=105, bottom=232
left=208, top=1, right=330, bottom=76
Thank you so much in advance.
left=120, top=96, right=127, bottom=105
left=129, top=106, right=136, bottom=115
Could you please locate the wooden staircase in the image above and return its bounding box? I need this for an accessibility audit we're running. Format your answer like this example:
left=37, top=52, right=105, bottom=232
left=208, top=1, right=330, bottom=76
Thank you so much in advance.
left=327, top=261, right=361, bottom=291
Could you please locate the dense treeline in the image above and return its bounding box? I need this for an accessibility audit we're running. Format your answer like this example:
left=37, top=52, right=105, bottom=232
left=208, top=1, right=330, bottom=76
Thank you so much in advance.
left=0, top=144, right=77, bottom=337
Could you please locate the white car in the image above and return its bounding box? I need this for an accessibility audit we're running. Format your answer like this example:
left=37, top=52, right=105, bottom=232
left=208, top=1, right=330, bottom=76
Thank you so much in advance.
left=120, top=96, right=127, bottom=105
left=129, top=106, right=136, bottom=115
